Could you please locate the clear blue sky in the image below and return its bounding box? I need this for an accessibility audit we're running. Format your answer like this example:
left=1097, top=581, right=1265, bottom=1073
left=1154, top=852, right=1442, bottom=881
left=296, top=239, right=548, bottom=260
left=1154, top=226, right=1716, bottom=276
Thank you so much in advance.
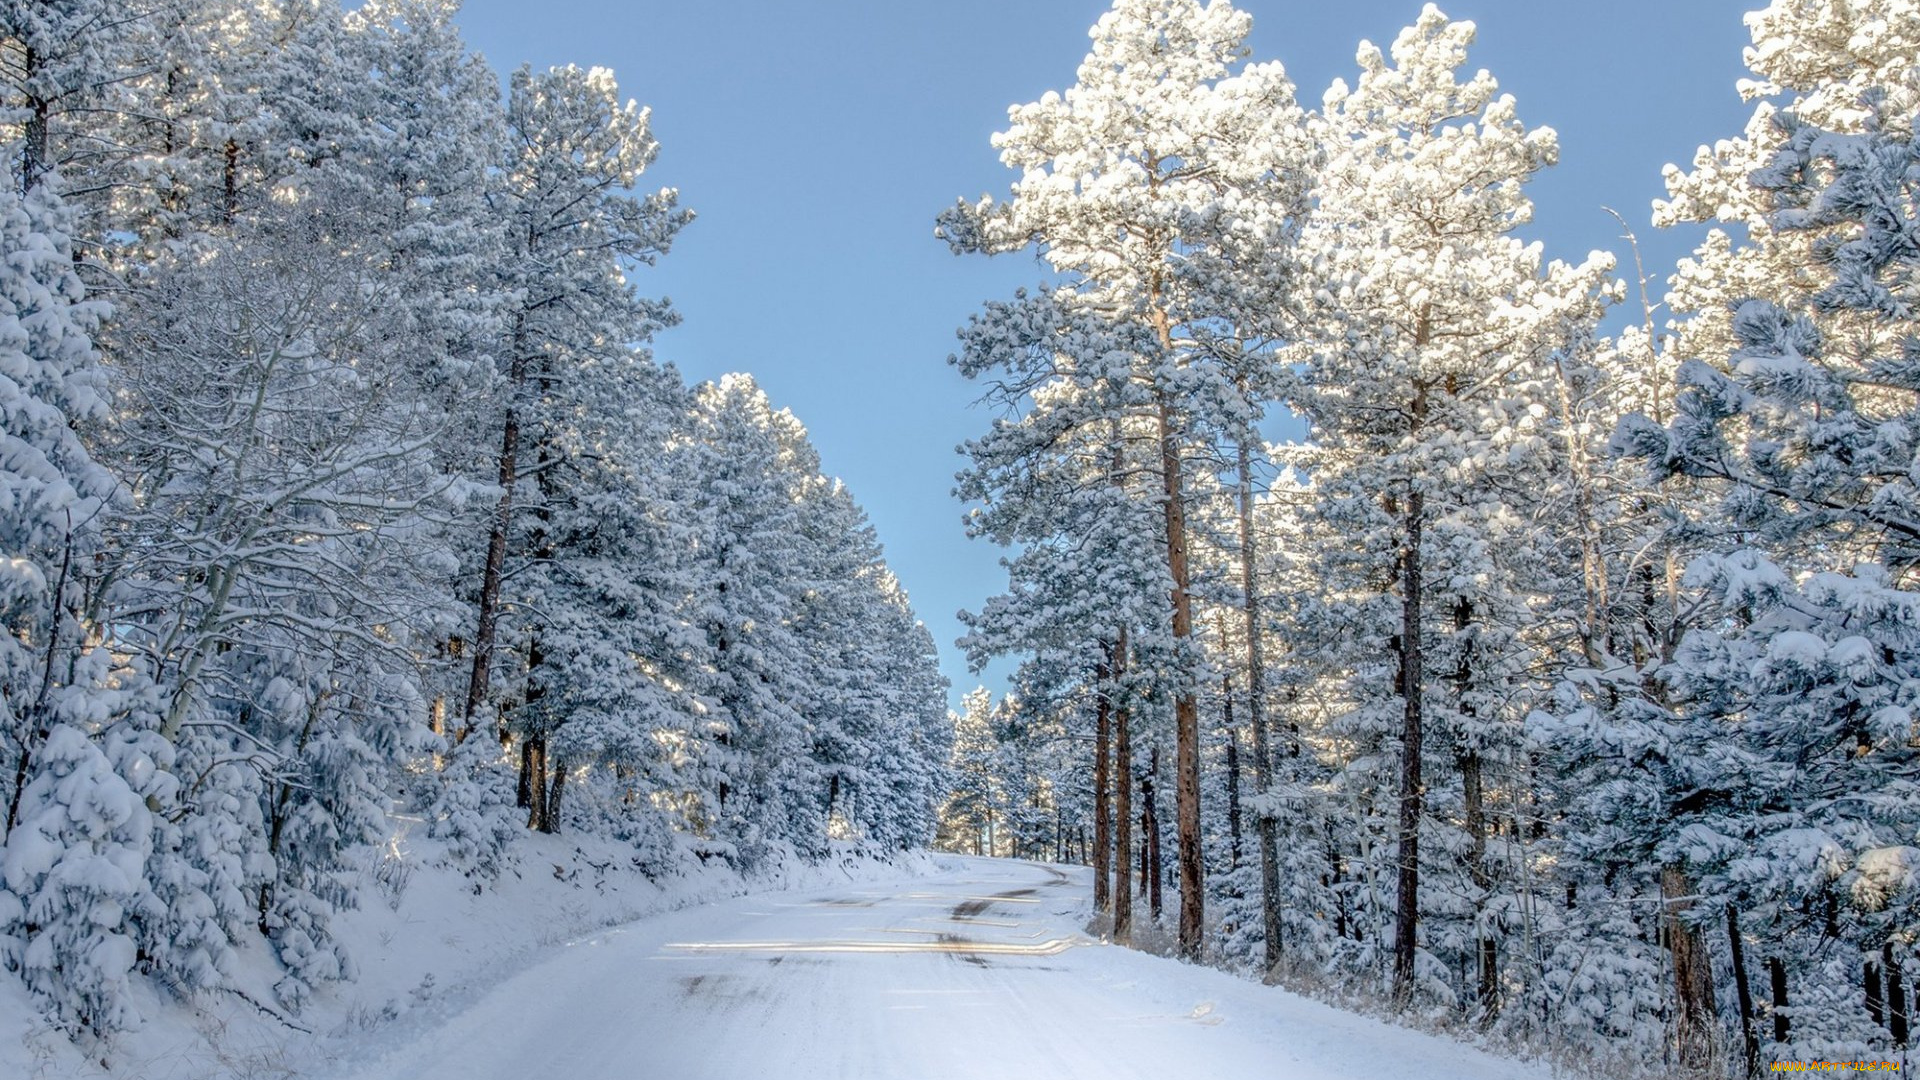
left=451, top=0, right=1757, bottom=708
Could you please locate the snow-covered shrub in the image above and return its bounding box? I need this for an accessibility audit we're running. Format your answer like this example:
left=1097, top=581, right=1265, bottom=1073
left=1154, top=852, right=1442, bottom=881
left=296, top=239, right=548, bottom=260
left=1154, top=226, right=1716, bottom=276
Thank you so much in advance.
left=0, top=725, right=154, bottom=1039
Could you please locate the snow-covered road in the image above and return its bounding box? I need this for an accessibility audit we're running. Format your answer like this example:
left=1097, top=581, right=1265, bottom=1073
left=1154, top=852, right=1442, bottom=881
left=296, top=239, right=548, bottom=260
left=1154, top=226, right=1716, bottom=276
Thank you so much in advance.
left=332, top=856, right=1535, bottom=1080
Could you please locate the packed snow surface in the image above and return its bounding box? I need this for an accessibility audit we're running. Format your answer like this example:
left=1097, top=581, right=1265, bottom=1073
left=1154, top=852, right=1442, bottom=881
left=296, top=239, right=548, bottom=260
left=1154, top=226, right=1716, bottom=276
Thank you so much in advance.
left=328, top=855, right=1531, bottom=1080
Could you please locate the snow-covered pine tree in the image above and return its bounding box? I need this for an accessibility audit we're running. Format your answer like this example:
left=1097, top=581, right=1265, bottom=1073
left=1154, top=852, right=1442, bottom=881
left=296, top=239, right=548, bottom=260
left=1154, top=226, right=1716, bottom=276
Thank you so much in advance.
left=0, top=173, right=148, bottom=1041
left=682, top=375, right=816, bottom=862
left=515, top=346, right=692, bottom=841
left=939, top=687, right=1005, bottom=856
left=462, top=63, right=688, bottom=754
left=1611, top=95, right=1920, bottom=1066
left=1287, top=3, right=1613, bottom=1006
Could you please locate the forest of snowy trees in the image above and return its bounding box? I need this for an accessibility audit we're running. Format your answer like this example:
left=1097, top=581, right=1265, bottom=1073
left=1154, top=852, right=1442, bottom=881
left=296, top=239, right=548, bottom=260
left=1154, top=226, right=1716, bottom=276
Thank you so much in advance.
left=8, top=0, right=1920, bottom=1075
left=936, top=0, right=1920, bottom=1075
left=0, top=0, right=951, bottom=1044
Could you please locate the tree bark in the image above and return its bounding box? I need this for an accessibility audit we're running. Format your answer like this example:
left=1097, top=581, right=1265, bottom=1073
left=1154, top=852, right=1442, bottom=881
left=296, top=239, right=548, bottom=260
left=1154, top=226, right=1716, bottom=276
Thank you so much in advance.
left=1663, top=865, right=1719, bottom=1074
left=1392, top=478, right=1426, bottom=1002
left=1093, top=651, right=1113, bottom=915
left=1224, top=711, right=1242, bottom=870
left=1237, top=437, right=1283, bottom=972
left=1887, top=943, right=1909, bottom=1047
left=1156, top=393, right=1205, bottom=959
left=20, top=44, right=48, bottom=195
left=1462, top=752, right=1497, bottom=1023
left=463, top=411, right=519, bottom=736
left=1141, top=270, right=1204, bottom=958
left=1868, top=958, right=1886, bottom=1029
left=1113, top=630, right=1133, bottom=944
left=524, top=736, right=548, bottom=831
left=1768, top=956, right=1789, bottom=1044
left=516, top=739, right=537, bottom=808
left=1392, top=320, right=1435, bottom=1005
left=1727, top=904, right=1758, bottom=1078
left=1456, top=594, right=1496, bottom=1024
left=542, top=757, right=566, bottom=835
left=1141, top=750, right=1160, bottom=920
left=461, top=316, right=532, bottom=740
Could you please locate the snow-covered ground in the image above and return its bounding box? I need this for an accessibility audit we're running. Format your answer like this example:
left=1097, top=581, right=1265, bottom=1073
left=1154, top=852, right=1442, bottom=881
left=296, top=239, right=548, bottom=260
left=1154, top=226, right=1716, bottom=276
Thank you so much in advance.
left=2, top=848, right=1542, bottom=1079
left=315, top=855, right=1534, bottom=1080
left=0, top=836, right=944, bottom=1079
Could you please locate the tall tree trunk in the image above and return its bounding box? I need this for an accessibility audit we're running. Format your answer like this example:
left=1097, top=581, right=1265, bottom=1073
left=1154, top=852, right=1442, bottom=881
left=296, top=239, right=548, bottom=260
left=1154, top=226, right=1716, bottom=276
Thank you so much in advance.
left=20, top=45, right=48, bottom=195
left=1146, top=281, right=1204, bottom=958
left=1392, top=321, right=1435, bottom=1005
left=222, top=138, right=240, bottom=223
left=1157, top=394, right=1205, bottom=959
left=1141, top=753, right=1158, bottom=918
left=524, top=736, right=548, bottom=831
left=1887, top=943, right=1909, bottom=1048
left=1113, top=630, right=1133, bottom=944
left=1462, top=751, right=1497, bottom=1023
left=1237, top=437, right=1283, bottom=972
left=1094, top=651, right=1113, bottom=915
left=1868, top=958, right=1886, bottom=1028
left=461, top=316, right=532, bottom=740
left=1392, top=478, right=1426, bottom=1002
left=1663, top=865, right=1719, bottom=1074
left=1455, top=593, right=1496, bottom=1023
left=517, top=739, right=537, bottom=808
left=1767, top=956, right=1789, bottom=1044
left=463, top=413, right=519, bottom=736
left=1224, top=710, right=1242, bottom=870
left=1727, top=904, right=1758, bottom=1078
left=542, top=757, right=566, bottom=835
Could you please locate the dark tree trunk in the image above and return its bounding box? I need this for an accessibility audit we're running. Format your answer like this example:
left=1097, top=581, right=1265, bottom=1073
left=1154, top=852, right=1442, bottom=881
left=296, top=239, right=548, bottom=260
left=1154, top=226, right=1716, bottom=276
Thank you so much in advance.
left=461, top=316, right=532, bottom=740
left=516, top=739, right=536, bottom=808
left=464, top=418, right=519, bottom=735
left=1663, top=866, right=1719, bottom=1074
left=1236, top=437, right=1283, bottom=972
left=1727, top=904, right=1758, bottom=1078
left=1868, top=959, right=1886, bottom=1029
left=1392, top=478, right=1426, bottom=1003
left=464, top=407, right=518, bottom=734
left=21, top=45, right=48, bottom=195
left=1454, top=593, right=1496, bottom=1023
left=1326, top=828, right=1349, bottom=942
left=1136, top=753, right=1152, bottom=910
left=1155, top=395, right=1205, bottom=960
left=1093, top=651, right=1113, bottom=915
left=1768, top=956, right=1789, bottom=1044
left=1224, top=682, right=1242, bottom=870
left=524, top=736, right=548, bottom=831
left=1887, top=944, right=1909, bottom=1047
left=542, top=757, right=566, bottom=835
left=1113, top=631, right=1133, bottom=944
left=1461, top=748, right=1498, bottom=1024
left=223, top=137, right=240, bottom=222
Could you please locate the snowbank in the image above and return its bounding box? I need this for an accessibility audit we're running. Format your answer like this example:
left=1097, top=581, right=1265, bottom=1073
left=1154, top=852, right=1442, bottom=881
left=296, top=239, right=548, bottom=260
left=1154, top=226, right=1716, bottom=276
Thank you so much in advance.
left=1, top=829, right=941, bottom=1080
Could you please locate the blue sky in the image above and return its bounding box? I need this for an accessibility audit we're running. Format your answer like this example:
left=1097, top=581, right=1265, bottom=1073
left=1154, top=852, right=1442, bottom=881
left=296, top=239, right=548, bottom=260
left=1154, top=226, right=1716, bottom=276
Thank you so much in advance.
left=451, top=0, right=1757, bottom=707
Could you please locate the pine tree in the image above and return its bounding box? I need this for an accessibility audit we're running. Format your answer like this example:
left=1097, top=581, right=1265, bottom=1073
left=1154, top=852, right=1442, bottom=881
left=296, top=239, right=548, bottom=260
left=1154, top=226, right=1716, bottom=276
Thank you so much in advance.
left=1287, top=3, right=1612, bottom=1004
left=462, top=63, right=689, bottom=744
